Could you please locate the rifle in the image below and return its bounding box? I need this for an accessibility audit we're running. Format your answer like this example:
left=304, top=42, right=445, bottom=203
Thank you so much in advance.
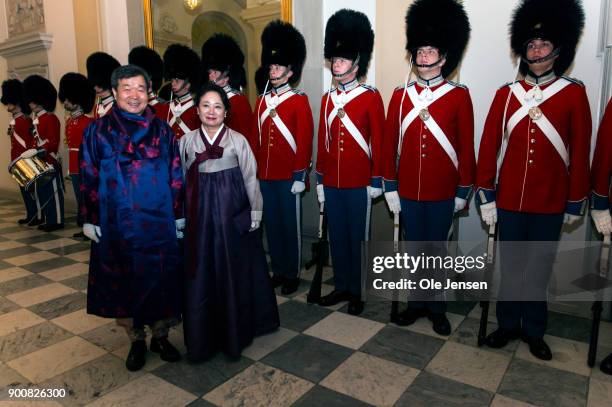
left=478, top=223, right=497, bottom=347
left=588, top=233, right=610, bottom=367
left=390, top=212, right=401, bottom=322
left=307, top=203, right=329, bottom=303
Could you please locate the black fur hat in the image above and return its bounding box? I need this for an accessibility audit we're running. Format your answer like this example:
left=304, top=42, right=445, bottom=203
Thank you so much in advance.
left=129, top=46, right=164, bottom=92
left=86, top=52, right=120, bottom=91
left=58, top=72, right=96, bottom=114
left=201, top=33, right=245, bottom=90
left=163, top=44, right=202, bottom=90
left=23, top=75, right=57, bottom=112
left=406, top=0, right=471, bottom=78
left=260, top=20, right=307, bottom=85
left=510, top=0, right=585, bottom=75
left=1, top=79, right=31, bottom=114
left=324, top=9, right=374, bottom=79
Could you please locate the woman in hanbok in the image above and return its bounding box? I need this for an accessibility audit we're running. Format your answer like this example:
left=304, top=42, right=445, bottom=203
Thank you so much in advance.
left=180, top=83, right=279, bottom=361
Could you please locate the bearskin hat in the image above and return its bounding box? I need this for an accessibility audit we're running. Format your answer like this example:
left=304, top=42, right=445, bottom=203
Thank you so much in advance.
left=260, top=20, right=307, bottom=85
left=324, top=9, right=374, bottom=79
left=406, top=0, right=471, bottom=78
left=58, top=73, right=96, bottom=114
left=163, top=44, right=202, bottom=91
left=86, top=52, right=120, bottom=91
left=1, top=79, right=31, bottom=114
left=510, top=0, right=585, bottom=75
left=201, top=33, right=245, bottom=90
left=129, top=46, right=164, bottom=92
left=23, top=75, right=57, bottom=112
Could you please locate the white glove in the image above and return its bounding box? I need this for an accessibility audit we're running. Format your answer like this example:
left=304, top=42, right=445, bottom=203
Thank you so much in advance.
left=83, top=223, right=101, bottom=243
left=480, top=202, right=497, bottom=226
left=316, top=184, right=325, bottom=204
left=249, top=210, right=262, bottom=232
left=367, top=186, right=383, bottom=199
left=564, top=213, right=581, bottom=226
left=290, top=181, right=306, bottom=195
left=454, top=197, right=467, bottom=213
left=175, top=218, right=185, bottom=239
left=384, top=191, right=401, bottom=214
left=591, top=209, right=612, bottom=235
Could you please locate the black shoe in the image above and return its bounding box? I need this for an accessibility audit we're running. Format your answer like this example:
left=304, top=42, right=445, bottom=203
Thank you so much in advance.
left=39, top=223, right=64, bottom=232
left=150, top=337, right=181, bottom=362
left=485, top=328, right=521, bottom=349
left=271, top=275, right=284, bottom=288
left=347, top=298, right=364, bottom=315
left=73, top=231, right=85, bottom=238
left=429, top=313, right=451, bottom=336
left=281, top=278, right=300, bottom=295
left=600, top=353, right=612, bottom=375
left=126, top=340, right=147, bottom=371
left=17, top=218, right=30, bottom=224
left=394, top=308, right=428, bottom=326
left=318, top=290, right=351, bottom=307
left=28, top=218, right=44, bottom=226
left=522, top=335, right=552, bottom=361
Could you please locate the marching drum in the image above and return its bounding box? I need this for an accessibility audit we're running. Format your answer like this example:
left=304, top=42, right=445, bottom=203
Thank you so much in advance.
left=8, top=149, right=56, bottom=193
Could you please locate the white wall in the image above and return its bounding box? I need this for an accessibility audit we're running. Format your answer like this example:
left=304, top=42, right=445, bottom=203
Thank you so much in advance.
left=98, top=0, right=130, bottom=63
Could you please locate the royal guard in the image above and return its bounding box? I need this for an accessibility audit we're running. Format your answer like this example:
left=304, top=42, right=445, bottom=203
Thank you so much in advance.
left=590, top=98, right=612, bottom=375
left=315, top=9, right=385, bottom=315
left=201, top=34, right=253, bottom=140
left=252, top=20, right=313, bottom=294
left=128, top=46, right=164, bottom=106
left=87, top=52, right=120, bottom=119
left=475, top=0, right=591, bottom=360
left=1, top=79, right=36, bottom=224
left=58, top=73, right=95, bottom=237
left=382, top=0, right=474, bottom=335
left=23, top=75, right=64, bottom=232
left=155, top=44, right=201, bottom=139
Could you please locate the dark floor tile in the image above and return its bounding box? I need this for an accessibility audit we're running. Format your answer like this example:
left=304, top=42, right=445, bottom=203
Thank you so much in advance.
left=262, top=334, right=352, bottom=383
left=449, top=317, right=518, bottom=354
left=278, top=300, right=332, bottom=332
left=446, top=301, right=478, bottom=316
left=0, top=236, right=8, bottom=242
left=0, top=274, right=51, bottom=296
left=0, top=245, right=39, bottom=260
left=28, top=292, right=87, bottom=319
left=151, top=353, right=252, bottom=397
left=0, top=321, right=72, bottom=362
left=0, top=226, right=27, bottom=234
left=22, top=256, right=77, bottom=273
left=545, top=310, right=592, bottom=343
left=16, top=234, right=64, bottom=245
left=293, top=385, right=373, bottom=407
left=48, top=242, right=91, bottom=256
left=0, top=259, right=13, bottom=270
left=187, top=399, right=217, bottom=407
left=338, top=300, right=392, bottom=324
left=395, top=371, right=493, bottom=407
left=497, top=359, right=588, bottom=407
left=360, top=325, right=444, bottom=369
left=0, top=297, right=19, bottom=315
left=61, top=274, right=89, bottom=291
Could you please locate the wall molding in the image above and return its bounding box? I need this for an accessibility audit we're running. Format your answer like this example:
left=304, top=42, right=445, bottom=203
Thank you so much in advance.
left=0, top=31, right=52, bottom=58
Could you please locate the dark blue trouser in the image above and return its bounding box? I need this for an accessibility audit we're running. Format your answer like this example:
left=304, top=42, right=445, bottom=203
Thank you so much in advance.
left=325, top=187, right=370, bottom=297
left=70, top=174, right=83, bottom=226
left=20, top=187, right=38, bottom=220
left=260, top=180, right=301, bottom=279
left=36, top=170, right=64, bottom=226
left=401, top=198, right=454, bottom=314
left=497, top=209, right=564, bottom=338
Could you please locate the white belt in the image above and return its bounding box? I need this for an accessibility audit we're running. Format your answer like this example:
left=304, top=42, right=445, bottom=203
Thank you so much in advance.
left=168, top=99, right=194, bottom=134
left=259, top=92, right=297, bottom=153
left=327, top=87, right=370, bottom=158
left=11, top=130, right=27, bottom=149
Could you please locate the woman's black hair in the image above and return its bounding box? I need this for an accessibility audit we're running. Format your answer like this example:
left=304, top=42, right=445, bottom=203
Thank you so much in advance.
left=195, top=82, right=231, bottom=113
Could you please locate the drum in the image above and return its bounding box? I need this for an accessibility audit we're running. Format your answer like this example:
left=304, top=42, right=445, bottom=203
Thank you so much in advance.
left=8, top=149, right=56, bottom=193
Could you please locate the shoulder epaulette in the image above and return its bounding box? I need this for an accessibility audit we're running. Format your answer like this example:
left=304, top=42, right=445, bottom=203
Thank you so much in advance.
left=258, top=90, right=272, bottom=97
left=291, top=88, right=305, bottom=96
left=498, top=82, right=513, bottom=90
left=361, top=84, right=377, bottom=92
left=447, top=80, right=468, bottom=90
left=561, top=76, right=584, bottom=86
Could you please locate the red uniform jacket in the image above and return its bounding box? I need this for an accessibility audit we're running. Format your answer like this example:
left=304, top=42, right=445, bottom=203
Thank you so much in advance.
left=315, top=83, right=385, bottom=189
left=33, top=111, right=61, bottom=167
left=476, top=77, right=591, bottom=215
left=591, top=99, right=612, bottom=210
left=154, top=93, right=200, bottom=140
left=93, top=95, right=115, bottom=119
left=65, top=113, right=94, bottom=174
left=9, top=113, right=33, bottom=161
left=251, top=85, right=314, bottom=181
left=382, top=80, right=475, bottom=201
left=226, top=87, right=253, bottom=144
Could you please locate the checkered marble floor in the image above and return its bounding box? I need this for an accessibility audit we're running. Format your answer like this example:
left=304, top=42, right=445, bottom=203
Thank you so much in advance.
left=0, top=196, right=612, bottom=406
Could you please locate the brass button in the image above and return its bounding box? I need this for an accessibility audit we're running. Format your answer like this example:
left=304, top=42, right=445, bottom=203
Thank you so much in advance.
left=531, top=138, right=536, bottom=144
left=340, top=148, right=344, bottom=152
left=340, top=124, right=344, bottom=128
left=340, top=132, right=344, bottom=136
left=529, top=149, right=534, bottom=154
left=422, top=153, right=427, bottom=158
left=530, top=128, right=536, bottom=134
left=424, top=125, right=428, bottom=130
left=528, top=159, right=533, bottom=164
left=422, top=144, right=426, bottom=148
left=422, top=135, right=427, bottom=139
left=269, top=144, right=274, bottom=147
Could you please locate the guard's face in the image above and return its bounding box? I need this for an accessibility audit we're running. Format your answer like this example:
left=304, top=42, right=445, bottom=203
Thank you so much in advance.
left=5, top=103, right=18, bottom=114
left=113, top=75, right=148, bottom=115
left=171, top=78, right=190, bottom=94
left=197, top=91, right=226, bottom=129
left=269, top=64, right=293, bottom=86
left=29, top=102, right=41, bottom=113
left=332, top=57, right=354, bottom=76
left=208, top=69, right=229, bottom=87
left=526, top=39, right=556, bottom=71
left=63, top=100, right=77, bottom=112
left=415, top=46, right=445, bottom=75
left=93, top=85, right=105, bottom=96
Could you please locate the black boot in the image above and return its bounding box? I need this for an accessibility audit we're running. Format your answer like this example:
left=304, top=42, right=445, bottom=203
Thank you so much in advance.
left=429, top=313, right=451, bottom=336
left=150, top=337, right=181, bottom=362
left=318, top=290, right=351, bottom=307
left=394, top=308, right=427, bottom=326
left=600, top=353, right=612, bottom=375
left=126, top=340, right=147, bottom=371
left=17, top=217, right=29, bottom=224
left=485, top=328, right=521, bottom=349
left=281, top=278, right=300, bottom=295
left=271, top=275, right=284, bottom=288
left=28, top=217, right=44, bottom=226
left=522, top=335, right=552, bottom=361
left=347, top=297, right=364, bottom=315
